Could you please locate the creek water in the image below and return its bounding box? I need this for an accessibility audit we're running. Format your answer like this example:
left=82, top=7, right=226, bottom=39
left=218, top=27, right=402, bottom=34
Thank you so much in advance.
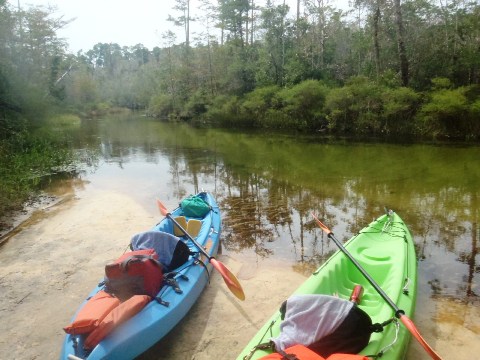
left=1, top=113, right=479, bottom=359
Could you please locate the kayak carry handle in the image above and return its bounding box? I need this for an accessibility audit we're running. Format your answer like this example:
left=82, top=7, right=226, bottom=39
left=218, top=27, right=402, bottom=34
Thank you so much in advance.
left=349, top=285, right=364, bottom=305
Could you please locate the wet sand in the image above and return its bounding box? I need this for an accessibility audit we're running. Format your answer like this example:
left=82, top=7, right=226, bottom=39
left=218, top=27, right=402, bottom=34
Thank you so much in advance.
left=0, top=189, right=478, bottom=359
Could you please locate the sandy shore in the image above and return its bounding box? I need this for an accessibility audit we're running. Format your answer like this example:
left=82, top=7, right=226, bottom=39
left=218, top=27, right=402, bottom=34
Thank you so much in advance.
left=0, top=190, right=306, bottom=360
left=0, top=189, right=477, bottom=359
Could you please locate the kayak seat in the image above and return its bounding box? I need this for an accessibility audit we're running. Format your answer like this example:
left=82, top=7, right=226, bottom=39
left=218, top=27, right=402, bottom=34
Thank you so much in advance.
left=173, top=216, right=188, bottom=237
left=358, top=246, right=391, bottom=261
left=172, top=217, right=202, bottom=239
left=186, top=219, right=202, bottom=238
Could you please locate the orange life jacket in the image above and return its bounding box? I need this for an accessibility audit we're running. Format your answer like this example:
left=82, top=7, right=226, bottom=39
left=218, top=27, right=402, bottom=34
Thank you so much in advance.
left=63, top=290, right=120, bottom=335
left=64, top=249, right=159, bottom=336
left=259, top=344, right=326, bottom=360
left=327, top=354, right=369, bottom=360
left=84, top=294, right=151, bottom=349
left=258, top=345, right=370, bottom=360
left=104, top=249, right=163, bottom=301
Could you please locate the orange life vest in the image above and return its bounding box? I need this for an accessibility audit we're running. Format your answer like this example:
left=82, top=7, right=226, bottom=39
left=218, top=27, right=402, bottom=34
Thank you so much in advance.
left=258, top=345, right=370, bottom=360
left=104, top=249, right=163, bottom=301
left=63, top=291, right=120, bottom=335
left=84, top=294, right=151, bottom=349
left=327, top=354, right=369, bottom=360
left=64, top=249, right=161, bottom=345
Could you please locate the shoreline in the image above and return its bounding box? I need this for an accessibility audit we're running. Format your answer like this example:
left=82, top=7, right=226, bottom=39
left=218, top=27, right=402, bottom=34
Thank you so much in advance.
left=0, top=189, right=307, bottom=359
left=0, top=193, right=71, bottom=246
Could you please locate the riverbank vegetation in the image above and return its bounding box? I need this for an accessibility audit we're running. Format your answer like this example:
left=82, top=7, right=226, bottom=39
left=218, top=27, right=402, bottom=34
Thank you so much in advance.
left=2, top=1, right=479, bottom=138
left=62, top=0, right=479, bottom=140
left=0, top=0, right=479, bottom=220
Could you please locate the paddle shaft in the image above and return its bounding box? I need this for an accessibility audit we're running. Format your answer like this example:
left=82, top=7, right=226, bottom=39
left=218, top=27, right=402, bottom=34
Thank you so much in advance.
left=167, top=213, right=212, bottom=260
left=326, top=232, right=403, bottom=316
left=157, top=198, right=245, bottom=300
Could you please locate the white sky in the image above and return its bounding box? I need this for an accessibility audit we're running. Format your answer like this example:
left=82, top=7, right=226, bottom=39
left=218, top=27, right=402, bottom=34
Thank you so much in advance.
left=10, top=0, right=308, bottom=54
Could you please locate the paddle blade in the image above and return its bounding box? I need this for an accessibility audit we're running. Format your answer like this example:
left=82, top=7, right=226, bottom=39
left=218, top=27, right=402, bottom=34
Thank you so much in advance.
left=210, top=258, right=245, bottom=301
left=311, top=213, right=332, bottom=235
left=399, top=315, right=443, bottom=360
left=156, top=199, right=169, bottom=216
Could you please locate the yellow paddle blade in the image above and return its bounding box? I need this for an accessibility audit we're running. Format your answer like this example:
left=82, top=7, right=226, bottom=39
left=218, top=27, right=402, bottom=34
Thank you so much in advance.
left=211, top=258, right=245, bottom=301
left=311, top=212, right=333, bottom=235
left=156, top=199, right=168, bottom=216
left=400, top=315, right=444, bottom=360
left=156, top=198, right=245, bottom=301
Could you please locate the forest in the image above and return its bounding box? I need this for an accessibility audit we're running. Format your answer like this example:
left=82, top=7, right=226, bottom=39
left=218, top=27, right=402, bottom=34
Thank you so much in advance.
left=0, top=0, right=479, bottom=217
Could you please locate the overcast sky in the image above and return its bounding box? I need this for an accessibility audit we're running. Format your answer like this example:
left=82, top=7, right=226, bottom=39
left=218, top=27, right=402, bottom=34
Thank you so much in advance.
left=12, top=0, right=184, bottom=53
left=10, top=0, right=309, bottom=54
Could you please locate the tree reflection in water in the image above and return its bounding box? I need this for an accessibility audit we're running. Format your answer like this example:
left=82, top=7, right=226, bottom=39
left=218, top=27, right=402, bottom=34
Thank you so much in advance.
left=67, top=116, right=479, bottom=307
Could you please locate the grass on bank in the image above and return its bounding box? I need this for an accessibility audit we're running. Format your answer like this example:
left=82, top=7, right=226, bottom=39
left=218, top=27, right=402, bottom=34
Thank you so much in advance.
left=0, top=115, right=79, bottom=224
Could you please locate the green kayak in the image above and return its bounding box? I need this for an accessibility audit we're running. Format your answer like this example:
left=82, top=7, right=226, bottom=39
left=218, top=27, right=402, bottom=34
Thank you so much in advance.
left=237, top=211, right=418, bottom=360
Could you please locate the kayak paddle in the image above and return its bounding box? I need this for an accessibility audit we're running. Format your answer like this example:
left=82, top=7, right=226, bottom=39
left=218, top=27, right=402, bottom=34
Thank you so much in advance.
left=157, top=199, right=245, bottom=301
left=311, top=212, right=443, bottom=360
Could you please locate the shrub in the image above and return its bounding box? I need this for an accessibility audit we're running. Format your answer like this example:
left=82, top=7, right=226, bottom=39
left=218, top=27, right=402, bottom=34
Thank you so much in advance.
left=241, top=85, right=281, bottom=118
left=205, top=95, right=255, bottom=127
left=431, top=77, right=452, bottom=90
left=325, top=86, right=354, bottom=133
left=148, top=94, right=176, bottom=118
left=416, top=87, right=469, bottom=138
left=183, top=90, right=212, bottom=119
left=382, top=87, right=421, bottom=135
left=276, top=80, right=329, bottom=130
left=325, top=77, right=385, bottom=134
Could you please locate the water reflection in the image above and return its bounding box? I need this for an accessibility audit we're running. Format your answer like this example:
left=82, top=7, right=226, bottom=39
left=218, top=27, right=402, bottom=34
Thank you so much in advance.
left=62, top=113, right=479, bottom=305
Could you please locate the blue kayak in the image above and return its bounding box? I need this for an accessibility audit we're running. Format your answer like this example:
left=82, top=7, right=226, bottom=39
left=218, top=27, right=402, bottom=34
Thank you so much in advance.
left=60, top=191, right=222, bottom=360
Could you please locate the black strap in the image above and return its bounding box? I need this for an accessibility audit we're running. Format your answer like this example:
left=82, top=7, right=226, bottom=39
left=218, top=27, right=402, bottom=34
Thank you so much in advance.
left=194, top=257, right=211, bottom=283
left=155, top=297, right=170, bottom=307
left=371, top=317, right=395, bottom=333
left=249, top=342, right=298, bottom=360
left=155, top=271, right=190, bottom=306
left=276, top=348, right=300, bottom=360
left=163, top=272, right=186, bottom=294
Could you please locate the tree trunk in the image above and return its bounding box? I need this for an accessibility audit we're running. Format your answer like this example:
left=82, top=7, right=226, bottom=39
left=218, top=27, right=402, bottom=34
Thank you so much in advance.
left=373, top=3, right=381, bottom=77
left=246, top=2, right=249, bottom=45
left=250, top=0, right=255, bottom=45
left=393, top=0, right=409, bottom=86
left=317, top=0, right=325, bottom=69
left=186, top=0, right=190, bottom=49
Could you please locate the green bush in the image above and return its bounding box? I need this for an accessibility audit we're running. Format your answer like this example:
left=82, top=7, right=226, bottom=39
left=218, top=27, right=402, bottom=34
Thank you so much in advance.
left=325, top=86, right=354, bottom=133
left=241, top=85, right=281, bottom=118
left=184, top=90, right=211, bottom=118
left=325, top=77, right=384, bottom=134
left=417, top=87, right=469, bottom=138
left=276, top=80, right=329, bottom=130
left=431, top=77, right=452, bottom=90
left=204, top=95, right=254, bottom=128
left=382, top=87, right=421, bottom=135
left=261, top=108, right=299, bottom=129
left=148, top=94, right=177, bottom=118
